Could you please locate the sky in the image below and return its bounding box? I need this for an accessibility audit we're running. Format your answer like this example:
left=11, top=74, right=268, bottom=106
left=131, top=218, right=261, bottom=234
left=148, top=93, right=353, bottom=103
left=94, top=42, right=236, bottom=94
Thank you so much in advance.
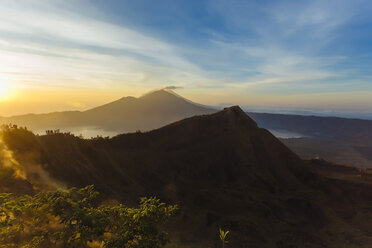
left=0, top=0, right=371, bottom=118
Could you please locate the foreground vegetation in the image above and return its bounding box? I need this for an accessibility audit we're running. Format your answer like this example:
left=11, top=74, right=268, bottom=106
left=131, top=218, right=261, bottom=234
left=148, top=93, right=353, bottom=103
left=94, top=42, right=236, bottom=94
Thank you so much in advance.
left=0, top=185, right=178, bottom=248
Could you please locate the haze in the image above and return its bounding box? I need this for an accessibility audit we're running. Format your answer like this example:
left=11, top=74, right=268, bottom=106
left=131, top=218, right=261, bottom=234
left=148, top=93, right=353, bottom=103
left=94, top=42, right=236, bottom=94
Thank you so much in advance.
left=0, top=0, right=371, bottom=117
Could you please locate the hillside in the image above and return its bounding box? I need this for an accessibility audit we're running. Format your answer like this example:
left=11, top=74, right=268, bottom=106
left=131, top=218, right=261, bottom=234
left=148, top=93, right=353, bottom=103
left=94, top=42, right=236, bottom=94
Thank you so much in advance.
left=281, top=137, right=372, bottom=168
left=247, top=112, right=372, bottom=139
left=2, top=107, right=372, bottom=247
left=247, top=112, right=372, bottom=168
left=0, top=89, right=216, bottom=135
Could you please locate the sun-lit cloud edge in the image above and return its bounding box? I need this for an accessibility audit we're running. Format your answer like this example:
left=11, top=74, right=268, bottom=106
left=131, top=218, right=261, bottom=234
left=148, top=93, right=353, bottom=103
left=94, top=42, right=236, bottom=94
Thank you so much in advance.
left=0, top=0, right=212, bottom=91
left=0, top=0, right=370, bottom=116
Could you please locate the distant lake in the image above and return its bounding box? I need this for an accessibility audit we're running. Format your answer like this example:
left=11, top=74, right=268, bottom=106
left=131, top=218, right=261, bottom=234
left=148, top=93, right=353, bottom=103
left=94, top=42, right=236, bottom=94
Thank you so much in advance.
left=269, top=129, right=308, bottom=139
left=34, top=127, right=307, bottom=139
left=35, top=127, right=120, bottom=138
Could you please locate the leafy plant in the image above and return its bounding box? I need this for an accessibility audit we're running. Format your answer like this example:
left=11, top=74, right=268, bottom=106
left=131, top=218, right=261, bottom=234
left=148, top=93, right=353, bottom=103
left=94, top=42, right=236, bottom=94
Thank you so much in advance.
left=219, top=228, right=230, bottom=248
left=0, top=185, right=178, bottom=248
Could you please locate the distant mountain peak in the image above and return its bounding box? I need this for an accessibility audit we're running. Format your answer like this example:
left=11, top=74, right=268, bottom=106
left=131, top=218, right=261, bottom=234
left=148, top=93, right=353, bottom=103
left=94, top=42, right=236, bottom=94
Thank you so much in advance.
left=0, top=88, right=217, bottom=133
left=139, top=89, right=213, bottom=110
left=140, top=88, right=176, bottom=98
left=118, top=96, right=137, bottom=101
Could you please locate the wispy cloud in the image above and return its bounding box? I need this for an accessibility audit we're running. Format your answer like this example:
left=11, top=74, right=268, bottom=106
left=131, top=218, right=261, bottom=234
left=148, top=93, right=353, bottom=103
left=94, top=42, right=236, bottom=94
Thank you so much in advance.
left=0, top=0, right=371, bottom=114
left=201, top=0, right=371, bottom=91
left=0, top=0, right=210, bottom=90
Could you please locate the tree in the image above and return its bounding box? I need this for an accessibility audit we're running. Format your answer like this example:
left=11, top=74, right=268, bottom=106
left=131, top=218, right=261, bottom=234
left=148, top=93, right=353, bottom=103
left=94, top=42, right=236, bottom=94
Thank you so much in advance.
left=0, top=185, right=177, bottom=248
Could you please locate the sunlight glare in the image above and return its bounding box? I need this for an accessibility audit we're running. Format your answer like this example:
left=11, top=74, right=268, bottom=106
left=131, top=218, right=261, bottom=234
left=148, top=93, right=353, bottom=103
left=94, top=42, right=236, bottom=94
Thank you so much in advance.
left=0, top=81, right=12, bottom=100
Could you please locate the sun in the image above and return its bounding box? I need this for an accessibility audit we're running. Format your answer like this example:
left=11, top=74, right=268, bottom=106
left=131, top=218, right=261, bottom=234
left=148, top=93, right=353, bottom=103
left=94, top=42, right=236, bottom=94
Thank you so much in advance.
left=0, top=82, right=12, bottom=100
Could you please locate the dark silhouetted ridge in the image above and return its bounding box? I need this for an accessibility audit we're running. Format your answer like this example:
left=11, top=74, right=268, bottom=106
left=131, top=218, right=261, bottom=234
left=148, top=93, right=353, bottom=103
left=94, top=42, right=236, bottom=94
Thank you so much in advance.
left=107, top=106, right=302, bottom=193
left=3, top=105, right=372, bottom=247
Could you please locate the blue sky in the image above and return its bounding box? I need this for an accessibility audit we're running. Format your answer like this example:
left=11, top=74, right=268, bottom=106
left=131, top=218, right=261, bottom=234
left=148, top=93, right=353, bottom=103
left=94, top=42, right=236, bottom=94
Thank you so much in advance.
left=0, top=0, right=371, bottom=117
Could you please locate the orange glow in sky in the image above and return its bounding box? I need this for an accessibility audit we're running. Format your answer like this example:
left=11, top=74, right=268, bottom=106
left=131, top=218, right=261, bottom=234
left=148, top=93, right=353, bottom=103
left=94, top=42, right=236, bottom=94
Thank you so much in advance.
left=0, top=1, right=371, bottom=118
left=0, top=81, right=13, bottom=101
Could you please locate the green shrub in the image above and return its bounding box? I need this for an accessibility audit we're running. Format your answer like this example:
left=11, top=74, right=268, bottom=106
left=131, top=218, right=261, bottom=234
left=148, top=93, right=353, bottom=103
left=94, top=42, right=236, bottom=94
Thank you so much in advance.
left=0, top=185, right=177, bottom=248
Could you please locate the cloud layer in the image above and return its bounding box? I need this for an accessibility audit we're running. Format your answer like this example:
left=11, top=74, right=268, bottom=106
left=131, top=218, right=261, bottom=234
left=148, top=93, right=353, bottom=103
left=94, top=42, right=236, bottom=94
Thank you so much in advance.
left=0, top=0, right=371, bottom=115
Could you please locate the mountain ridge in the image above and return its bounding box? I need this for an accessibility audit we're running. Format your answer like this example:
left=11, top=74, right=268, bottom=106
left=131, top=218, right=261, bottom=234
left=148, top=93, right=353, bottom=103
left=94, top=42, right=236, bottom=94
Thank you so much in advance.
left=2, top=106, right=372, bottom=247
left=0, top=89, right=217, bottom=133
left=2, top=89, right=372, bottom=168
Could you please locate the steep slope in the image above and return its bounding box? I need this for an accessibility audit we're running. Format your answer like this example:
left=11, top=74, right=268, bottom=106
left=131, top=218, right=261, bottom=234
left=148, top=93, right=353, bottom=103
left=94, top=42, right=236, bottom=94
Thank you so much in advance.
left=2, top=107, right=372, bottom=247
left=0, top=89, right=216, bottom=134
left=103, top=106, right=303, bottom=191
